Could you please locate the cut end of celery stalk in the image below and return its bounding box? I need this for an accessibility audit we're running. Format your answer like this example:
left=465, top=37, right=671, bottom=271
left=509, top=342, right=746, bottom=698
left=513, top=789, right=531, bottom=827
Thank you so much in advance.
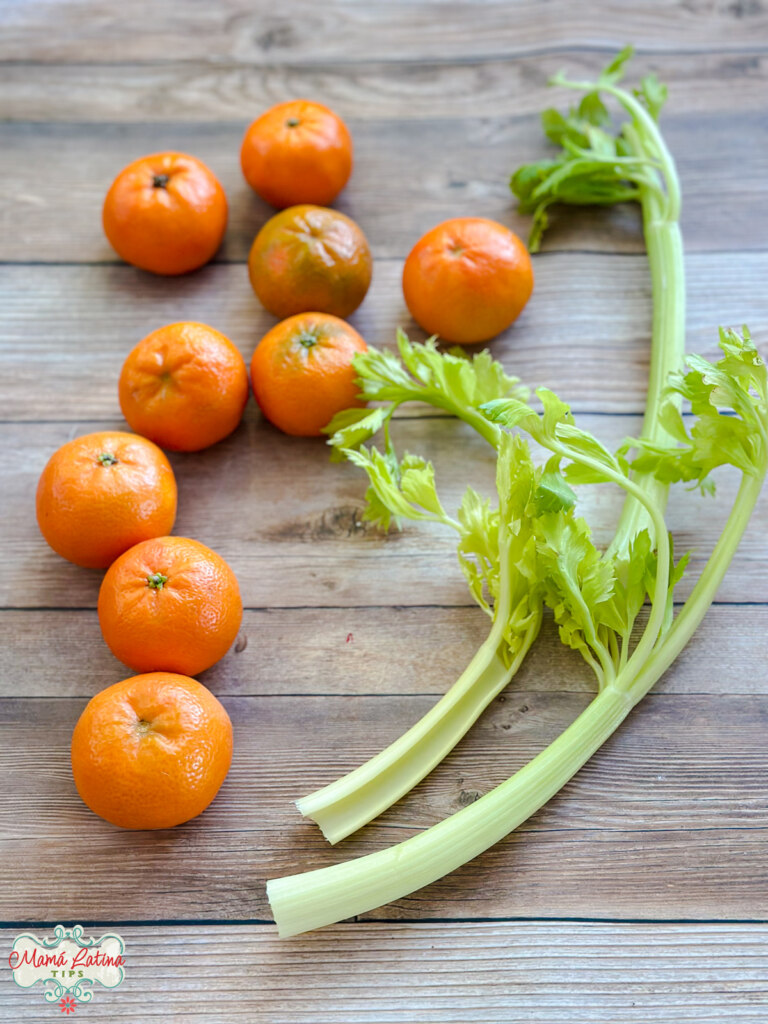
left=294, top=633, right=526, bottom=846
left=268, top=685, right=633, bottom=938
left=265, top=877, right=304, bottom=939
left=294, top=795, right=337, bottom=844
left=266, top=873, right=359, bottom=939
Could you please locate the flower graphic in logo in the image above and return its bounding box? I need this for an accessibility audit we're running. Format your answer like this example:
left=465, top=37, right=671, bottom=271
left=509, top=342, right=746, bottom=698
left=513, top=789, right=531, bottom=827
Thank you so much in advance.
left=59, top=996, right=77, bottom=1014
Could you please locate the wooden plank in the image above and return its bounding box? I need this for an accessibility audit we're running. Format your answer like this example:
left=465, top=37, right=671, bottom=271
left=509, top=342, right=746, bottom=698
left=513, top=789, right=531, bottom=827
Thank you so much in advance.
left=2, top=603, right=766, bottom=699
left=4, top=52, right=768, bottom=123
left=0, top=0, right=764, bottom=1006
left=2, top=922, right=767, bottom=1023
left=3, top=1, right=767, bottom=63
left=6, top=691, right=766, bottom=837
left=3, top=821, right=764, bottom=923
left=3, top=416, right=766, bottom=609
left=0, top=112, right=765, bottom=261
left=2, top=255, right=767, bottom=423
left=0, top=692, right=766, bottom=919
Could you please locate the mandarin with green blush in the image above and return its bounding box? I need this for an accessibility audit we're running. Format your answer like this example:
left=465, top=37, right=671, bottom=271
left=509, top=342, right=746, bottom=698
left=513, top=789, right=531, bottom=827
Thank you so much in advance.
left=248, top=205, right=372, bottom=319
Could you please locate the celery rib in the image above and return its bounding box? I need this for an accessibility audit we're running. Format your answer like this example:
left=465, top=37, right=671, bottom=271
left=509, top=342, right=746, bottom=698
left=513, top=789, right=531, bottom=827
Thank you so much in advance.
left=268, top=466, right=764, bottom=937
left=608, top=216, right=686, bottom=557
left=269, top=684, right=633, bottom=937
left=296, top=630, right=534, bottom=845
left=267, top=52, right=767, bottom=937
left=298, top=520, right=542, bottom=844
left=626, top=472, right=766, bottom=701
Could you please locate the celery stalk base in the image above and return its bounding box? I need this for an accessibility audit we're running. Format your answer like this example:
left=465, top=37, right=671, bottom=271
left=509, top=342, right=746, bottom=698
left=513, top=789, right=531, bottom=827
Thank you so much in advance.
left=269, top=684, right=632, bottom=937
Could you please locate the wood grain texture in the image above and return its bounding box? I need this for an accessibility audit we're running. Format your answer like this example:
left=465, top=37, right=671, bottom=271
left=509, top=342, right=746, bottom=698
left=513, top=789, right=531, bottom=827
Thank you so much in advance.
left=2, top=1, right=767, bottom=1012
left=0, top=690, right=766, bottom=919
left=2, top=922, right=768, bottom=1024
left=2, top=603, right=766, bottom=698
left=2, top=255, right=767, bottom=422
left=4, top=415, right=767, bottom=609
left=3, top=1, right=768, bottom=63
left=3, top=51, right=768, bottom=123
left=0, top=112, right=766, bottom=261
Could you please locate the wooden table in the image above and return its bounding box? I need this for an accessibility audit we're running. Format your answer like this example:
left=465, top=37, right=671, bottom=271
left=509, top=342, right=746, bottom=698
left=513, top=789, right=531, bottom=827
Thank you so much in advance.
left=2, top=2, right=767, bottom=1020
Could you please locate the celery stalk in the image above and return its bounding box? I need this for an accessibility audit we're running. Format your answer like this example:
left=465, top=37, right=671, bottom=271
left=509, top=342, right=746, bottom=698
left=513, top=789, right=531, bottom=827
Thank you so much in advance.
left=269, top=381, right=766, bottom=935
left=296, top=619, right=538, bottom=845
left=608, top=167, right=685, bottom=556
left=269, top=685, right=632, bottom=937
left=297, top=47, right=685, bottom=842
left=267, top=51, right=767, bottom=936
left=297, top=514, right=532, bottom=843
left=298, top=433, right=544, bottom=844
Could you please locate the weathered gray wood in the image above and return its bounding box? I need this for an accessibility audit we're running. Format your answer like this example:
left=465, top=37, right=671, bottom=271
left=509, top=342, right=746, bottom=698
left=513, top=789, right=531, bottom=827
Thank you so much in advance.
left=2, top=604, right=766, bottom=698
left=4, top=52, right=768, bottom=123
left=4, top=416, right=766, bottom=609
left=2, top=255, right=767, bottom=423
left=2, top=0, right=767, bottom=995
left=3, top=1, right=767, bottom=63
left=3, top=922, right=768, bottom=1023
left=3, top=820, right=762, bottom=922
left=0, top=112, right=765, bottom=262
left=0, top=691, right=766, bottom=919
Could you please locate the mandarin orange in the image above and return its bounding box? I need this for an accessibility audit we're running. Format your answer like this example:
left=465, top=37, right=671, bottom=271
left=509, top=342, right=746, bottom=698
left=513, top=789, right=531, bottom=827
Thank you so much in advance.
left=36, top=431, right=177, bottom=569
left=98, top=536, right=243, bottom=676
left=103, top=152, right=227, bottom=275
left=71, top=672, right=233, bottom=829
left=250, top=313, right=367, bottom=436
left=119, top=322, right=249, bottom=452
left=248, top=205, right=372, bottom=319
left=241, top=100, right=352, bottom=208
left=402, top=217, right=534, bottom=344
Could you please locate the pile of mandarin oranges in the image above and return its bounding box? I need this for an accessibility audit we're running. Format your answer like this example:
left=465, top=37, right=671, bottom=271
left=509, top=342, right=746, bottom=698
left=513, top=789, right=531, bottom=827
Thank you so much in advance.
left=37, top=99, right=534, bottom=832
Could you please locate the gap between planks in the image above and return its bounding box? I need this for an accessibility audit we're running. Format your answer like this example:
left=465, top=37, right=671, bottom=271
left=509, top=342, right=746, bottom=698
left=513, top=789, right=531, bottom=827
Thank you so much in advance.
left=1, top=915, right=767, bottom=927
left=3, top=51, right=768, bottom=123
left=1, top=604, right=767, bottom=698
left=0, top=921, right=766, bottom=1024
left=3, top=415, right=766, bottom=607
left=3, top=256, right=767, bottom=421
left=3, top=247, right=768, bottom=267
left=6, top=45, right=768, bottom=69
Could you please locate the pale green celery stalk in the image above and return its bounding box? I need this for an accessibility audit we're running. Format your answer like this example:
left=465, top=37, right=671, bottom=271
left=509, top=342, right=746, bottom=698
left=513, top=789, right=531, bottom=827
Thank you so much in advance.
left=297, top=600, right=540, bottom=844
left=596, top=84, right=684, bottom=557
left=269, top=684, right=631, bottom=937
left=293, top=341, right=538, bottom=844
left=608, top=167, right=685, bottom=556
left=267, top=453, right=764, bottom=937
left=296, top=58, right=685, bottom=845
left=626, top=471, right=765, bottom=700
left=298, top=441, right=541, bottom=844
left=519, top=62, right=686, bottom=557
